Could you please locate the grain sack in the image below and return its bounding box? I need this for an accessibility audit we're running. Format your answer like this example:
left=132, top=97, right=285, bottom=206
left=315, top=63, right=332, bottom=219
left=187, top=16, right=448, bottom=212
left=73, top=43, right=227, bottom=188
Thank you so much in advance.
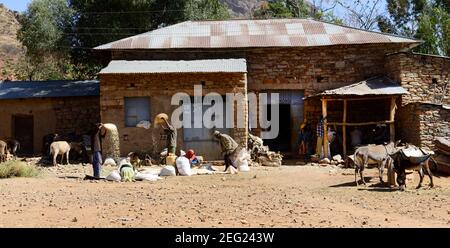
left=154, top=113, right=169, bottom=126
left=258, top=151, right=283, bottom=167
left=176, top=156, right=192, bottom=176
left=235, top=148, right=251, bottom=172
left=102, top=123, right=120, bottom=161
left=135, top=172, right=162, bottom=181
left=103, top=157, right=117, bottom=167
left=105, top=170, right=121, bottom=182
left=159, top=165, right=176, bottom=176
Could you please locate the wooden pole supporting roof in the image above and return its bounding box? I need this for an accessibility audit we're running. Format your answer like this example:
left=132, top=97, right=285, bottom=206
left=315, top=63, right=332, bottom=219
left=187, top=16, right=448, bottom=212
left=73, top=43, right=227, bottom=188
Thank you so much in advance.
left=320, top=95, right=400, bottom=160
left=315, top=76, right=408, bottom=161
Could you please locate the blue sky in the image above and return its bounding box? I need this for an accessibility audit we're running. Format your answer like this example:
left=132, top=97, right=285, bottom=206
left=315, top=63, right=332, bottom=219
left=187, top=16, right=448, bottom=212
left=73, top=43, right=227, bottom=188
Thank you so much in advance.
left=0, top=0, right=31, bottom=12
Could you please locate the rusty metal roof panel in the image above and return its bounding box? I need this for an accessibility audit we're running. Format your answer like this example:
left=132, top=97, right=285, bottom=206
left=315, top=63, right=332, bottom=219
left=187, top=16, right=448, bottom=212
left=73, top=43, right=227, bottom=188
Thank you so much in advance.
left=95, top=19, right=420, bottom=50
left=99, top=59, right=247, bottom=74
left=319, top=76, right=409, bottom=96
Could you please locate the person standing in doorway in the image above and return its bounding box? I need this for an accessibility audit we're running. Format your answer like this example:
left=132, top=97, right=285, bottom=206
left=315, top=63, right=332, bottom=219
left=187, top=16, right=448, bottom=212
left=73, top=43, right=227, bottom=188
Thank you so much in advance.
left=91, top=123, right=106, bottom=178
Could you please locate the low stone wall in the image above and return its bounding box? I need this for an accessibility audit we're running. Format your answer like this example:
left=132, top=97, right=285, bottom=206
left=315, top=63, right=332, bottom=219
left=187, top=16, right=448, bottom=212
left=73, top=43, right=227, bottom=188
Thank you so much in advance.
left=397, top=103, right=450, bottom=149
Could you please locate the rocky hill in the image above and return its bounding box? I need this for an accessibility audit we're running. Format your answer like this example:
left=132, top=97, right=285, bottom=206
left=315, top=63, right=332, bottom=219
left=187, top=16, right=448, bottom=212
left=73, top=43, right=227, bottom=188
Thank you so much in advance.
left=220, top=0, right=265, bottom=17
left=0, top=4, right=23, bottom=80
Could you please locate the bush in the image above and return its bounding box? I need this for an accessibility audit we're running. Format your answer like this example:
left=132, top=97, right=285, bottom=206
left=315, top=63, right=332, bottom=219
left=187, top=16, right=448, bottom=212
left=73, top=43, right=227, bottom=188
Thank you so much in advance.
left=0, top=160, right=40, bottom=178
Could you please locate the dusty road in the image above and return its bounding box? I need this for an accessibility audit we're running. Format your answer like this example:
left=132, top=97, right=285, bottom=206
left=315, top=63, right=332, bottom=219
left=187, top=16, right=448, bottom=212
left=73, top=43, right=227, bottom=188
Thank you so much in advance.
left=0, top=163, right=449, bottom=227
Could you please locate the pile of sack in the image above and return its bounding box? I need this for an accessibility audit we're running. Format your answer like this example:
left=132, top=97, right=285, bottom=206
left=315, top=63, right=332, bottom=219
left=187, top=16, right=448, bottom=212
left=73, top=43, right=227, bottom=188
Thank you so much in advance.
left=105, top=158, right=164, bottom=182
left=248, top=133, right=283, bottom=167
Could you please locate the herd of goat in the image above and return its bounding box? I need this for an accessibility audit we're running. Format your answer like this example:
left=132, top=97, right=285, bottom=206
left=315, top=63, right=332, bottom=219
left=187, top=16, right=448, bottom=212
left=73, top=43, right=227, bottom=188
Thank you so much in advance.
left=0, top=133, right=89, bottom=165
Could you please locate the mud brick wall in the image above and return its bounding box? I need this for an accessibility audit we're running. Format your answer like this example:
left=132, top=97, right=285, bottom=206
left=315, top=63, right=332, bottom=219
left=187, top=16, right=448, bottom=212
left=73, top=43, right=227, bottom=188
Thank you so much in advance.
left=0, top=96, right=100, bottom=154
left=397, top=103, right=450, bottom=149
left=386, top=52, right=450, bottom=106
left=52, top=97, right=100, bottom=135
left=99, top=72, right=248, bottom=156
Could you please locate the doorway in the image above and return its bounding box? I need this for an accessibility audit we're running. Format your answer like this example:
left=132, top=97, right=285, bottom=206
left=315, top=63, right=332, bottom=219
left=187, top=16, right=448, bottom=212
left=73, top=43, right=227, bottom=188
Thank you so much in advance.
left=264, top=104, right=291, bottom=152
left=13, top=115, right=34, bottom=155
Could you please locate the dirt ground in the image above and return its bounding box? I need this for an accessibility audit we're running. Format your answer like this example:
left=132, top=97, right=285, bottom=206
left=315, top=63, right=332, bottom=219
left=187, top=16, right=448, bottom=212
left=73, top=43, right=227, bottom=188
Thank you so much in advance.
left=0, top=161, right=449, bottom=228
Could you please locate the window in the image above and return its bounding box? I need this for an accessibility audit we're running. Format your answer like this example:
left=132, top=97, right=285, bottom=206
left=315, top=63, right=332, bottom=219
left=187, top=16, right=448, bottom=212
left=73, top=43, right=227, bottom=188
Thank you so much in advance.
left=124, top=97, right=150, bottom=127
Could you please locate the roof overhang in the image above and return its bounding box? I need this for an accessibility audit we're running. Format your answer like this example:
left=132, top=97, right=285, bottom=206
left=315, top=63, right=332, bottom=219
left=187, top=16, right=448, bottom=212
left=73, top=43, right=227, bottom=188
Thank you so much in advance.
left=305, top=76, right=409, bottom=100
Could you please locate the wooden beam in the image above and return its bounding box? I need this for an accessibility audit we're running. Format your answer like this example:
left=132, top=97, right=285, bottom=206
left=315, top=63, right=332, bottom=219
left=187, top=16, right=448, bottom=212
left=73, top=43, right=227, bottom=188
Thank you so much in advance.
left=390, top=97, right=396, bottom=142
left=322, top=98, right=329, bottom=159
left=342, top=99, right=347, bottom=158
left=328, top=120, right=394, bottom=126
left=322, top=96, right=394, bottom=101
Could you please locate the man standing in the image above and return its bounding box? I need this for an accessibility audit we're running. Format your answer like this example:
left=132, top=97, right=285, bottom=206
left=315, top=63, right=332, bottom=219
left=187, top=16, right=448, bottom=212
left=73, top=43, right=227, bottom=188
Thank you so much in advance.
left=91, top=123, right=106, bottom=178
left=316, top=116, right=324, bottom=158
left=213, top=130, right=239, bottom=172
left=158, top=114, right=177, bottom=155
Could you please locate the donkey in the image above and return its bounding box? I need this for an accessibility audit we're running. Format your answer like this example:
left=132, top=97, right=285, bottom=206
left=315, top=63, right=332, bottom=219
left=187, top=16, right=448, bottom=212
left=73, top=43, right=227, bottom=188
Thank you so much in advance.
left=389, top=145, right=434, bottom=190
left=354, top=140, right=401, bottom=186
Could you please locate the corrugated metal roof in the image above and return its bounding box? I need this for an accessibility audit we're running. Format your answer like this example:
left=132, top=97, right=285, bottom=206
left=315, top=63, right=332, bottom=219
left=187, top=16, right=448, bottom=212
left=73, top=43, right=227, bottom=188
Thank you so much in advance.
left=99, top=59, right=247, bottom=74
left=95, top=19, right=420, bottom=50
left=317, top=76, right=409, bottom=96
left=0, top=80, right=99, bottom=100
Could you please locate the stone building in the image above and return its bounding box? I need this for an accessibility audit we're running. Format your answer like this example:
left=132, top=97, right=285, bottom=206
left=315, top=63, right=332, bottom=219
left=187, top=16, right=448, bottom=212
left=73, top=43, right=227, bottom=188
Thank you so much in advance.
left=95, top=18, right=449, bottom=158
left=0, top=80, right=100, bottom=154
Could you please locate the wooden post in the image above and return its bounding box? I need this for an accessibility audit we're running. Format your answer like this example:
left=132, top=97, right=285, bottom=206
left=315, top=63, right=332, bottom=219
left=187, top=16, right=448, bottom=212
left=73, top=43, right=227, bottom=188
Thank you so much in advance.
left=322, top=98, right=329, bottom=159
left=387, top=158, right=396, bottom=187
left=342, top=99, right=347, bottom=158
left=388, top=97, right=397, bottom=187
left=390, top=97, right=396, bottom=142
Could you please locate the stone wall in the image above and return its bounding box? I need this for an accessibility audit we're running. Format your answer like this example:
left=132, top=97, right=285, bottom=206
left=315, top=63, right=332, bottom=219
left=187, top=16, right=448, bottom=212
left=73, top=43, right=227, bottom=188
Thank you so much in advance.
left=53, top=97, right=100, bottom=135
left=0, top=97, right=100, bottom=153
left=112, top=44, right=405, bottom=96
left=397, top=103, right=450, bottom=149
left=111, top=44, right=406, bottom=155
left=386, top=52, right=450, bottom=149
left=386, top=52, right=450, bottom=106
left=99, top=72, right=248, bottom=157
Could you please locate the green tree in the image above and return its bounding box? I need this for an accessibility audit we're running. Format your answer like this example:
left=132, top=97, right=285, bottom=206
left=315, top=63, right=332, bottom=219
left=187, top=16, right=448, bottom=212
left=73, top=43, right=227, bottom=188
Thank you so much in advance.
left=253, top=1, right=295, bottom=18
left=253, top=0, right=342, bottom=24
left=184, top=0, right=230, bottom=20
left=16, top=0, right=74, bottom=80
left=69, top=0, right=230, bottom=78
left=416, top=6, right=450, bottom=55
left=378, top=0, right=450, bottom=56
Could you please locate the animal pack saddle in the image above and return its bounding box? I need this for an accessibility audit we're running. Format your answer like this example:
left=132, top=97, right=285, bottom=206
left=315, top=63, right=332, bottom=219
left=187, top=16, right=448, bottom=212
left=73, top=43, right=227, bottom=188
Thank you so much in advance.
left=398, top=145, right=431, bottom=164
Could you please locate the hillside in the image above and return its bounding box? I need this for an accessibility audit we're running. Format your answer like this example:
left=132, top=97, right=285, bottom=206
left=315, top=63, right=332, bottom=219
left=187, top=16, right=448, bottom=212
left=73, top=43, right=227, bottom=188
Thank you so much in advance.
left=220, top=0, right=265, bottom=17
left=0, top=4, right=23, bottom=80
